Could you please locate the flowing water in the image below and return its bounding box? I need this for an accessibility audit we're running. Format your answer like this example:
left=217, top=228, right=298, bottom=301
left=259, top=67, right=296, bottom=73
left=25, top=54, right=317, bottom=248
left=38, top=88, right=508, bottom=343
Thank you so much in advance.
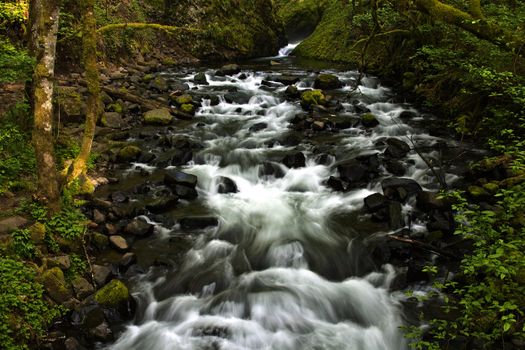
left=102, top=53, right=474, bottom=350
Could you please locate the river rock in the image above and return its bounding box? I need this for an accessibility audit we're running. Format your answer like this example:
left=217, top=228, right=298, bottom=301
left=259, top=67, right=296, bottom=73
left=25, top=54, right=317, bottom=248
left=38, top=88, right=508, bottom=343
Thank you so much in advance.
left=41, top=267, right=73, bottom=304
left=0, top=216, right=28, bottom=234
left=270, top=75, right=300, bottom=85
left=95, top=279, right=129, bottom=307
left=426, top=210, right=455, bottom=235
left=337, top=160, right=367, bottom=183
left=109, top=235, right=129, bottom=252
left=149, top=76, right=169, bottom=92
left=193, top=72, right=208, bottom=85
left=117, top=145, right=142, bottom=162
left=327, top=176, right=345, bottom=192
left=388, top=202, right=405, bottom=230
left=92, top=265, right=112, bottom=287
left=249, top=122, right=268, bottom=132
left=93, top=209, right=106, bottom=224
left=216, top=64, right=241, bottom=76
left=282, top=152, right=306, bottom=168
left=300, top=90, right=326, bottom=110
left=216, top=176, right=238, bottom=194
left=384, top=159, right=406, bottom=176
left=64, top=337, right=85, bottom=350
left=384, top=138, right=411, bottom=158
left=361, top=113, right=379, bottom=127
left=91, top=232, right=109, bottom=250
left=259, top=162, right=285, bottom=178
left=100, top=112, right=124, bottom=129
left=173, top=184, right=198, bottom=200
left=314, top=74, right=343, bottom=90
left=119, top=252, right=137, bottom=269
left=145, top=196, right=178, bottom=212
left=284, top=85, right=300, bottom=99
left=47, top=255, right=71, bottom=270
left=164, top=170, right=198, bottom=188
left=143, top=108, right=173, bottom=125
left=72, top=277, right=95, bottom=299
left=125, top=217, right=154, bottom=237
left=180, top=217, right=219, bottom=230
left=364, top=193, right=389, bottom=212
left=381, top=177, right=423, bottom=201
left=89, top=322, right=113, bottom=341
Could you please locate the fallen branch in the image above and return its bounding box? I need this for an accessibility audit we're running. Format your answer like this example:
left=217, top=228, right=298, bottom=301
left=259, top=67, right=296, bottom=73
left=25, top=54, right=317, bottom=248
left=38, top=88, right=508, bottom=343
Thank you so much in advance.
left=388, top=234, right=456, bottom=259
left=100, top=85, right=165, bottom=110
left=97, top=22, right=199, bottom=35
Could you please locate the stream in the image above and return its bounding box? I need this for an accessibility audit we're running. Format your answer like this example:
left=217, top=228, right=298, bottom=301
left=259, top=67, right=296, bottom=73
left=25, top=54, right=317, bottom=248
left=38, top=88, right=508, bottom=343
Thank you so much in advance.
left=95, top=53, right=478, bottom=350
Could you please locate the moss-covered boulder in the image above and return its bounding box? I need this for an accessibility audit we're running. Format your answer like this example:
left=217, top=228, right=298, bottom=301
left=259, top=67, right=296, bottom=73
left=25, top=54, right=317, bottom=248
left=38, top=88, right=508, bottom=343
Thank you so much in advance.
left=143, top=108, right=173, bottom=125
left=100, top=112, right=124, bottom=128
left=300, top=90, right=326, bottom=110
left=41, top=267, right=72, bottom=304
left=175, top=94, right=193, bottom=106
left=94, top=279, right=129, bottom=307
left=150, top=77, right=169, bottom=92
left=314, top=74, right=342, bottom=90
left=117, top=145, right=142, bottom=162
left=180, top=104, right=195, bottom=114
left=361, top=113, right=380, bottom=128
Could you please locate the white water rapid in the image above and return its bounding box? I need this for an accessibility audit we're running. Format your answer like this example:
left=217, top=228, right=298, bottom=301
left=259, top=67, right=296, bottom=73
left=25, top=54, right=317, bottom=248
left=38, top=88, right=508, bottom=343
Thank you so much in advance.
left=106, top=61, right=461, bottom=350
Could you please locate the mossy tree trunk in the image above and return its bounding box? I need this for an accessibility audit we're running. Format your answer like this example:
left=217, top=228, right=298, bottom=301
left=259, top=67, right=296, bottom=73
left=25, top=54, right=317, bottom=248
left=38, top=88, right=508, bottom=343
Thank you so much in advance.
left=28, top=0, right=61, bottom=212
left=68, top=0, right=100, bottom=184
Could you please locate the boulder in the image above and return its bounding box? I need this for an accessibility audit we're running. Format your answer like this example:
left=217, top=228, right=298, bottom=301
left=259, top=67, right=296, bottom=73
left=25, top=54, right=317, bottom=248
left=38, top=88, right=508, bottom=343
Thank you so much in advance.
left=216, top=176, right=238, bottom=194
left=180, top=217, right=219, bottom=230
left=100, top=112, right=124, bottom=129
left=259, top=162, right=285, bottom=178
left=300, top=90, right=326, bottom=110
left=124, top=217, right=154, bottom=237
left=117, top=145, right=142, bottom=162
left=384, top=138, right=411, bottom=158
left=381, top=177, right=423, bottom=201
left=327, top=176, right=345, bottom=192
left=72, top=277, right=95, bottom=299
left=284, top=85, right=300, bottom=99
left=145, top=196, right=178, bottom=212
left=249, top=122, right=268, bottom=132
left=149, top=76, right=169, bottom=92
left=216, top=64, right=241, bottom=76
left=314, top=74, right=342, bottom=90
left=173, top=184, right=198, bottom=200
left=193, top=72, right=208, bottom=85
left=41, top=267, right=72, bottom=303
left=270, top=75, right=300, bottom=85
left=92, top=265, right=112, bottom=287
left=91, top=232, right=109, bottom=250
left=384, top=159, right=406, bottom=176
left=94, top=279, right=129, bottom=307
left=388, top=202, right=405, bottom=230
left=0, top=216, right=28, bottom=234
left=337, top=160, right=367, bottom=183
left=364, top=193, right=389, bottom=212
left=164, top=170, right=198, bottom=189
left=361, top=113, right=379, bottom=128
left=143, top=108, right=173, bottom=125
left=175, top=94, right=193, bottom=106
left=282, top=152, right=306, bottom=168
left=47, top=255, right=71, bottom=270
left=109, top=235, right=129, bottom=252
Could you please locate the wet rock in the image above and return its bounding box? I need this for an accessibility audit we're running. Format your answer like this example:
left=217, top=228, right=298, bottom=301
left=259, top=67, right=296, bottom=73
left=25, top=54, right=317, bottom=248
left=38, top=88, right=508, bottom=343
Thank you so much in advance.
left=91, top=232, right=109, bottom=250
left=284, top=85, right=300, bottom=99
left=224, top=92, right=251, bottom=104
left=312, top=120, right=326, bottom=131
left=72, top=277, right=95, bottom=299
left=100, top=112, right=124, bottom=129
left=173, top=184, right=198, bottom=200
left=124, top=217, right=154, bottom=237
left=364, top=193, right=389, bottom=212
left=384, top=138, right=411, bottom=158
left=171, top=82, right=190, bottom=92
left=327, top=176, right=345, bottom=191
left=41, top=267, right=72, bottom=304
left=216, top=64, right=241, bottom=76
left=155, top=148, right=193, bottom=167
left=280, top=133, right=302, bottom=146
left=361, top=113, right=379, bottom=128
left=47, top=255, right=71, bottom=270
left=174, top=94, right=193, bottom=106
left=282, top=152, right=306, bottom=168
left=426, top=210, right=455, bottom=235
left=149, top=76, right=169, bottom=92
left=314, top=74, right=342, bottom=90
left=143, top=108, right=173, bottom=125
left=145, top=196, right=178, bottom=212
left=95, top=279, right=129, bottom=307
left=249, top=122, right=268, bottom=132
left=117, top=145, right=142, bottom=162
left=300, top=90, right=326, bottom=110
left=337, top=160, right=367, bottom=183
left=270, top=75, right=300, bottom=85
left=64, top=337, right=85, bottom=350
left=381, top=177, right=423, bottom=202
left=110, top=192, right=128, bottom=204
left=164, top=170, right=198, bottom=188
left=354, top=103, right=370, bottom=114
left=92, top=265, right=112, bottom=287
left=180, top=217, right=219, bottom=230
left=261, top=79, right=281, bottom=88
left=193, top=72, right=208, bottom=85
left=388, top=202, right=405, bottom=230
left=89, top=321, right=113, bottom=341
left=384, top=159, right=406, bottom=176
left=0, top=216, right=28, bottom=234
left=399, top=110, right=418, bottom=119
left=109, top=235, right=129, bottom=252
left=259, top=162, right=285, bottom=178
left=216, top=176, right=238, bottom=194
left=93, top=209, right=106, bottom=224
left=119, top=252, right=137, bottom=269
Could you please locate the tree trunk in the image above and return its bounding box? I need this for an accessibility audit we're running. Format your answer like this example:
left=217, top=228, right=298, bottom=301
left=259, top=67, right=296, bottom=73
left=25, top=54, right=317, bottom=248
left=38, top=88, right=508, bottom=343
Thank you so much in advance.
left=469, top=0, right=483, bottom=19
left=29, top=0, right=61, bottom=212
left=68, top=0, right=100, bottom=183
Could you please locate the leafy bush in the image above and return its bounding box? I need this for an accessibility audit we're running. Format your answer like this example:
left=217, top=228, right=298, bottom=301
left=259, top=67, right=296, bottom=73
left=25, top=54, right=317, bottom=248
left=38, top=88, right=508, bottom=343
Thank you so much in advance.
left=0, top=258, right=62, bottom=350
left=0, top=37, right=33, bottom=83
left=11, top=229, right=36, bottom=259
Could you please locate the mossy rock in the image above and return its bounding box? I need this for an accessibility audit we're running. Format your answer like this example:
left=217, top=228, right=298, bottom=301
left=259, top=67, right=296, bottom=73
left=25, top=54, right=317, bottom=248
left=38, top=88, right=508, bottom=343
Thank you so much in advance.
left=150, top=77, right=169, bottom=92
left=180, top=104, right=195, bottom=114
left=94, top=279, right=129, bottom=307
left=175, top=94, right=193, bottom=106
left=361, top=113, right=380, bottom=128
left=314, top=74, right=342, bottom=90
left=41, top=267, right=72, bottom=304
left=29, top=222, right=46, bottom=244
left=143, top=108, right=173, bottom=125
left=142, top=74, right=154, bottom=83
left=118, top=145, right=142, bottom=162
left=91, top=232, right=109, bottom=250
left=468, top=185, right=489, bottom=198
left=300, top=90, right=326, bottom=109
left=482, top=182, right=499, bottom=194
left=106, top=102, right=124, bottom=114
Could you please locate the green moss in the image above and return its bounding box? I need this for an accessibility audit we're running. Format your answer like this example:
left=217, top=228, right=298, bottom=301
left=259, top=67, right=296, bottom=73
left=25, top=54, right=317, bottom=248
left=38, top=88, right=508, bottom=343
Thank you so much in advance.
left=300, top=90, right=326, bottom=109
left=143, top=108, right=173, bottom=125
left=175, top=94, right=193, bottom=105
left=361, top=113, right=379, bottom=127
left=94, top=279, right=129, bottom=307
left=107, top=102, right=123, bottom=114
left=142, top=74, right=154, bottom=82
left=118, top=145, right=141, bottom=161
left=180, top=103, right=195, bottom=114
left=483, top=182, right=500, bottom=194
left=468, top=185, right=489, bottom=198
left=41, top=267, right=72, bottom=304
left=274, top=0, right=328, bottom=41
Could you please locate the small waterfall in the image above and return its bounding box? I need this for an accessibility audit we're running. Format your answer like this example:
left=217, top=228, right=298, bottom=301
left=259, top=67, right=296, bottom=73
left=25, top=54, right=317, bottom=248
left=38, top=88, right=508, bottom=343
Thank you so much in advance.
left=278, top=42, right=301, bottom=57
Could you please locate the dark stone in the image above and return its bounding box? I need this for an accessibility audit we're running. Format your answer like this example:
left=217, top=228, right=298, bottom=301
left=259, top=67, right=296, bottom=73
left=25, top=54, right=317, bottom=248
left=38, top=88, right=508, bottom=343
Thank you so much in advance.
left=174, top=184, right=198, bottom=200
left=224, top=92, right=251, bottom=104
left=384, top=159, right=406, bottom=176
left=193, top=72, right=208, bottom=85
left=381, top=177, right=423, bottom=201
left=280, top=133, right=302, bottom=146
left=417, top=191, right=450, bottom=212
left=216, top=64, right=241, bottom=76
left=314, top=74, right=343, bottom=90
left=284, top=85, right=300, bottom=99
left=388, top=202, right=405, bottom=230
left=249, top=122, right=268, bottom=132
left=327, top=176, right=345, bottom=192
left=259, top=162, right=285, bottom=178
left=269, top=75, right=300, bottom=85
left=119, top=252, right=137, bottom=269
left=124, top=217, right=154, bottom=237
left=384, top=138, right=411, bottom=158
left=282, top=152, right=306, bottom=168
left=89, top=322, right=113, bottom=341
left=92, top=265, right=112, bottom=287
left=216, top=176, right=238, bottom=194
left=399, top=110, right=418, bottom=119
left=164, top=170, right=198, bottom=189
left=110, top=192, right=128, bottom=204
left=364, top=193, right=389, bottom=212
left=180, top=217, right=219, bottom=230
left=261, top=79, right=280, bottom=88
left=337, top=160, right=367, bottom=183
left=426, top=210, right=455, bottom=235
left=145, top=196, right=178, bottom=212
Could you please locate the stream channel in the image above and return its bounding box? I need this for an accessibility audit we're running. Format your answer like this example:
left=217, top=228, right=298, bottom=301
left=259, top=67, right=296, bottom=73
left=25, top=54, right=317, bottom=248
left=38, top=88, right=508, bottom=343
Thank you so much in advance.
left=93, top=52, right=481, bottom=350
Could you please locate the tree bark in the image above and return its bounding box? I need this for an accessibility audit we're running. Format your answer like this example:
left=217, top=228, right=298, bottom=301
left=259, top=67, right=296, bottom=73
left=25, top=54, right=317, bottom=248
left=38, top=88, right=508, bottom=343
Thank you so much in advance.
left=469, top=0, right=483, bottom=19
left=68, top=0, right=100, bottom=182
left=29, top=0, right=61, bottom=212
